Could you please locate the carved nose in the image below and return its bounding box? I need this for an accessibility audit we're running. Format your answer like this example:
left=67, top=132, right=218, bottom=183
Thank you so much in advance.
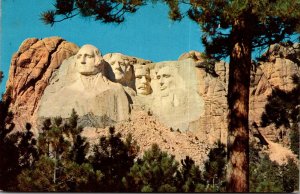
left=159, top=78, right=164, bottom=85
left=141, top=76, right=147, bottom=83
left=81, top=56, right=86, bottom=64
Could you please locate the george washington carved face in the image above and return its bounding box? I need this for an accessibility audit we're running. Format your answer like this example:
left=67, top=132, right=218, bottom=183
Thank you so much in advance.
left=76, top=44, right=104, bottom=76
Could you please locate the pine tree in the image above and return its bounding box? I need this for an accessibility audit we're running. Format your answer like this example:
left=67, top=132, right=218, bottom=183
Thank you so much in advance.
left=203, top=141, right=227, bottom=192
left=0, top=89, right=38, bottom=191
left=281, top=158, right=299, bottom=192
left=17, top=111, right=99, bottom=192
left=124, top=143, right=178, bottom=192
left=249, top=141, right=299, bottom=192
left=250, top=155, right=283, bottom=192
left=41, top=1, right=300, bottom=191
left=90, top=127, right=139, bottom=192
left=176, top=156, right=205, bottom=192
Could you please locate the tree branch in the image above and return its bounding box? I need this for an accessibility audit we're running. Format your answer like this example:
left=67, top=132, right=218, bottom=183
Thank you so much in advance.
left=53, top=12, right=80, bottom=24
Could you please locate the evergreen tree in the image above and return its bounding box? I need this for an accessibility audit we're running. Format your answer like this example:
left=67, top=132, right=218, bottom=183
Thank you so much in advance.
left=0, top=90, right=16, bottom=190
left=124, top=143, right=179, bottom=192
left=90, top=126, right=139, bottom=192
left=41, top=1, right=300, bottom=191
left=0, top=89, right=38, bottom=191
left=176, top=156, right=205, bottom=192
left=250, top=155, right=283, bottom=192
left=289, top=123, right=299, bottom=157
left=17, top=155, right=100, bottom=192
left=249, top=142, right=299, bottom=192
left=281, top=158, right=299, bottom=192
left=17, top=110, right=100, bottom=192
left=203, top=141, right=227, bottom=192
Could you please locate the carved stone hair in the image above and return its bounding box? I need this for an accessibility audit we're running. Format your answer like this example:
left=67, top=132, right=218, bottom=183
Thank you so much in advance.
left=134, top=64, right=150, bottom=73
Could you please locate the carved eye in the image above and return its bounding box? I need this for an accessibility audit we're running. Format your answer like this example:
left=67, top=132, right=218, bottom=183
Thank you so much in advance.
left=136, top=76, right=142, bottom=79
left=157, top=75, right=161, bottom=79
left=163, top=74, right=171, bottom=78
left=77, top=54, right=82, bottom=59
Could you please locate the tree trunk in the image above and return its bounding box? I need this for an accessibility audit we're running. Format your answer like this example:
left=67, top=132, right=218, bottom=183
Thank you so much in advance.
left=226, top=16, right=253, bottom=192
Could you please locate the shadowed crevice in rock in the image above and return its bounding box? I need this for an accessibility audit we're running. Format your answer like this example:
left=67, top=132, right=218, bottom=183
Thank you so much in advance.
left=27, top=39, right=65, bottom=114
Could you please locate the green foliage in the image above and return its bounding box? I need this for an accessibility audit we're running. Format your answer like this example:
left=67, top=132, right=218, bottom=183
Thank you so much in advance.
left=176, top=156, right=205, bottom=192
left=17, top=156, right=56, bottom=191
left=186, top=0, right=300, bottom=59
left=249, top=142, right=299, bottom=192
left=123, top=142, right=227, bottom=192
left=90, top=126, right=139, bottom=192
left=41, top=0, right=146, bottom=25
left=281, top=158, right=299, bottom=193
left=124, top=143, right=179, bottom=192
left=249, top=148, right=283, bottom=192
left=43, top=1, right=300, bottom=54
left=17, top=155, right=100, bottom=192
left=203, top=141, right=227, bottom=192
left=0, top=90, right=38, bottom=191
left=290, top=123, right=299, bottom=157
left=17, top=110, right=99, bottom=192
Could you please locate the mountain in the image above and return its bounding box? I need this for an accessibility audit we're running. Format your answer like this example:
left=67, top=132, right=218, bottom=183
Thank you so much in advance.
left=4, top=37, right=299, bottom=165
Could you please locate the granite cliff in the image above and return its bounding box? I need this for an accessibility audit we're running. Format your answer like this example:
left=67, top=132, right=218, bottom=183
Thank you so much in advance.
left=6, top=37, right=79, bottom=131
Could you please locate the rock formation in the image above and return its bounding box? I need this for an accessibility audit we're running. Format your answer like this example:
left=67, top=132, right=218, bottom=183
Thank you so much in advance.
left=178, top=52, right=228, bottom=144
left=82, top=110, right=210, bottom=168
left=37, top=45, right=130, bottom=128
left=149, top=60, right=205, bottom=130
left=6, top=37, right=79, bottom=131
left=249, top=42, right=300, bottom=145
left=5, top=37, right=299, bottom=165
left=103, top=52, right=152, bottom=90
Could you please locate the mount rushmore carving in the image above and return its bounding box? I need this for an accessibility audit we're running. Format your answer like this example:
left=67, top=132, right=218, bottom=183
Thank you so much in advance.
left=37, top=44, right=205, bottom=130
left=6, top=37, right=299, bottom=148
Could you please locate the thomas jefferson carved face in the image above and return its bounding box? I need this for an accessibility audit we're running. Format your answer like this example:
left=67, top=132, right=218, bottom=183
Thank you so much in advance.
left=156, top=66, right=174, bottom=97
left=104, top=53, right=134, bottom=82
left=76, top=45, right=103, bottom=76
left=135, top=66, right=152, bottom=95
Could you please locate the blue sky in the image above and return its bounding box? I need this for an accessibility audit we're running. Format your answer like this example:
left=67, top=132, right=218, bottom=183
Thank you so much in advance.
left=0, top=0, right=204, bottom=94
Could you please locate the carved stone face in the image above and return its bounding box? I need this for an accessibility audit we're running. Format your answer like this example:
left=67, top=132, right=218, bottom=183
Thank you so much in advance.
left=76, top=45, right=102, bottom=76
left=156, top=66, right=174, bottom=97
left=106, top=54, right=131, bottom=81
left=135, top=67, right=152, bottom=95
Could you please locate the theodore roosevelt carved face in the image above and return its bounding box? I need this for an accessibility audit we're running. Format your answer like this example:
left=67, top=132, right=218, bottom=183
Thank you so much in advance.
left=135, top=65, right=152, bottom=95
left=76, top=44, right=104, bottom=76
